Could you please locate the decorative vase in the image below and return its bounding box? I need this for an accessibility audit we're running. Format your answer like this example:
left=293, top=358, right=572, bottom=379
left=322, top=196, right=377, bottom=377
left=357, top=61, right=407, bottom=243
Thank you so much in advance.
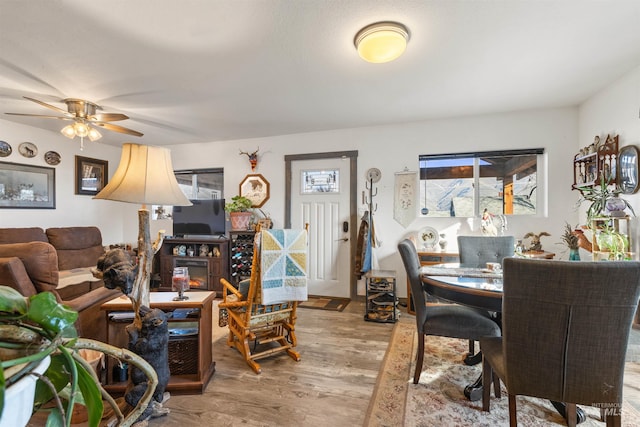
left=438, top=234, right=448, bottom=251
left=569, top=248, right=580, bottom=261
left=229, top=212, right=252, bottom=230
left=606, top=197, right=627, bottom=217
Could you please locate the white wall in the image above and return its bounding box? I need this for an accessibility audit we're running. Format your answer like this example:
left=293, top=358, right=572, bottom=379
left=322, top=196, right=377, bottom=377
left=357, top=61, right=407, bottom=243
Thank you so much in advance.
left=578, top=65, right=640, bottom=257
left=2, top=106, right=586, bottom=298
left=169, top=107, right=579, bottom=297
left=0, top=120, right=133, bottom=245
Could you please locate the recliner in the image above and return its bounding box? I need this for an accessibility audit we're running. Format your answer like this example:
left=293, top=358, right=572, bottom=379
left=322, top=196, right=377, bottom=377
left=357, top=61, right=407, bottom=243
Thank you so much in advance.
left=398, top=239, right=501, bottom=384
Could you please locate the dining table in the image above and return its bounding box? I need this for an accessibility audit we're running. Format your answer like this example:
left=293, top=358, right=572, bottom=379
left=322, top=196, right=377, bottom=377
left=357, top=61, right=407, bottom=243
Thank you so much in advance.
left=420, top=262, right=586, bottom=425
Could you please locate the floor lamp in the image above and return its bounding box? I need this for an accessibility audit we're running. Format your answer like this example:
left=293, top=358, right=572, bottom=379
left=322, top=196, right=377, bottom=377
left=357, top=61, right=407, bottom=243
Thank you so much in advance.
left=95, top=143, right=191, bottom=420
left=95, top=143, right=191, bottom=327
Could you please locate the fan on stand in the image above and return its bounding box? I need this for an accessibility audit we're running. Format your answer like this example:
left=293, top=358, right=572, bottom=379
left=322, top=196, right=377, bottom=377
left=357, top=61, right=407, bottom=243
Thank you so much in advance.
left=5, top=96, right=143, bottom=149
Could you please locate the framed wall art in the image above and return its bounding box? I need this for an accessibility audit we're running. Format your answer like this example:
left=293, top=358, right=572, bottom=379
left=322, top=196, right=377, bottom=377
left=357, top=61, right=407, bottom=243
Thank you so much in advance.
left=75, top=156, right=108, bottom=196
left=0, top=161, right=55, bottom=209
left=239, top=173, right=270, bottom=207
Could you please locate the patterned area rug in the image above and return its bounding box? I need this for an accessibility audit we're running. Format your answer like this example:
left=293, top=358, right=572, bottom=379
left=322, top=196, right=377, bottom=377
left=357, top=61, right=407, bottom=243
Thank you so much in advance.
left=365, top=322, right=640, bottom=426
left=298, top=295, right=350, bottom=312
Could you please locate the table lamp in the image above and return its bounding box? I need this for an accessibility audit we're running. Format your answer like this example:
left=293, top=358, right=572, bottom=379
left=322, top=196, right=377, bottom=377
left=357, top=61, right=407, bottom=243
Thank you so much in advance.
left=95, top=143, right=191, bottom=328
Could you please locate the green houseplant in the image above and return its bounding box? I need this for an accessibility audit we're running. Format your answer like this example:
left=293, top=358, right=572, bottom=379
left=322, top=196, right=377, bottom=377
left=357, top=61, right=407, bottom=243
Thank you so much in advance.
left=0, top=286, right=157, bottom=427
left=225, top=195, right=254, bottom=230
left=576, top=174, right=635, bottom=222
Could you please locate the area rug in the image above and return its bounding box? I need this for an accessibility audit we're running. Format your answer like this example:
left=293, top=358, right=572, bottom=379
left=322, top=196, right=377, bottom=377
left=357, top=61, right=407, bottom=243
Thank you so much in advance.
left=365, top=321, right=640, bottom=426
left=298, top=295, right=350, bottom=312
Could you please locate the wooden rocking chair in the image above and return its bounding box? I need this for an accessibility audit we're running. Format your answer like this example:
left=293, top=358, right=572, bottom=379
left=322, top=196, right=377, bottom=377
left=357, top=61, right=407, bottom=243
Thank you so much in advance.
left=219, top=226, right=308, bottom=374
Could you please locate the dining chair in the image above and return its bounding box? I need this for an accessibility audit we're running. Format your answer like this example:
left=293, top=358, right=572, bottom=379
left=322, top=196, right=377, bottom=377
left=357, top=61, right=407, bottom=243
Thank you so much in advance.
left=481, top=258, right=640, bottom=427
left=398, top=239, right=501, bottom=384
left=457, top=235, right=515, bottom=268
left=457, top=235, right=515, bottom=362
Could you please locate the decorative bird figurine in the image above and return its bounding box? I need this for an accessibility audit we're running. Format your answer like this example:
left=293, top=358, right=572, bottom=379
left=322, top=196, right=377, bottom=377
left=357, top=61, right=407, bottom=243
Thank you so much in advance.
left=523, top=231, right=551, bottom=252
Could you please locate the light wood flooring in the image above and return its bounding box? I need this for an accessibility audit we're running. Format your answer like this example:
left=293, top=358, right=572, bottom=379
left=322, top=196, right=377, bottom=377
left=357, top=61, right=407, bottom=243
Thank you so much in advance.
left=149, top=300, right=394, bottom=427
left=146, top=301, right=640, bottom=426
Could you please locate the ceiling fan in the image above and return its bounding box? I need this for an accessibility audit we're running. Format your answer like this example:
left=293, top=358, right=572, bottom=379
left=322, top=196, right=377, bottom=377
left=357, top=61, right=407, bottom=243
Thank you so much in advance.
left=5, top=96, right=143, bottom=148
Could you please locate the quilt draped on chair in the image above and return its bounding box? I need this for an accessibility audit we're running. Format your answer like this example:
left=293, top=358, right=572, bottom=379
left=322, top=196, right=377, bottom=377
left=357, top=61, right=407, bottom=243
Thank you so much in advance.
left=260, top=229, right=308, bottom=304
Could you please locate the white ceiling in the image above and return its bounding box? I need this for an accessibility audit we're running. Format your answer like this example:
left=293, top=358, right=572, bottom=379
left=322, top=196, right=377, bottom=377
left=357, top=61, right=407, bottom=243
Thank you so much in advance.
left=1, top=1, right=639, bottom=148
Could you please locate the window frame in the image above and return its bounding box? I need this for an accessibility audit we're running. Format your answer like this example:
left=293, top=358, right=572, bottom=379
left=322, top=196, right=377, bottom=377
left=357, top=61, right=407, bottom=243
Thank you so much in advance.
left=419, top=148, right=545, bottom=218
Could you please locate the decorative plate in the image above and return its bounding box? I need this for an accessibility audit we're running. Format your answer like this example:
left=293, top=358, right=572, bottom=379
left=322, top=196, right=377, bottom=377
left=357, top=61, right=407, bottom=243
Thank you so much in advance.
left=18, top=142, right=37, bottom=158
left=366, top=167, right=382, bottom=183
left=419, top=226, right=439, bottom=249
left=0, top=141, right=11, bottom=157
left=44, top=151, right=61, bottom=165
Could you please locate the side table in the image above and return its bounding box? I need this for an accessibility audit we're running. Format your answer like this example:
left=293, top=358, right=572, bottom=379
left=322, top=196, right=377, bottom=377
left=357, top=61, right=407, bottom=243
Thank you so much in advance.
left=101, top=291, right=216, bottom=394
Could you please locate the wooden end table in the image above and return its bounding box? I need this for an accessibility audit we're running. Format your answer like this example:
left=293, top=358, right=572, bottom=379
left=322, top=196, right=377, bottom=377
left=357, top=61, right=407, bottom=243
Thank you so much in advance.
left=101, top=291, right=216, bottom=394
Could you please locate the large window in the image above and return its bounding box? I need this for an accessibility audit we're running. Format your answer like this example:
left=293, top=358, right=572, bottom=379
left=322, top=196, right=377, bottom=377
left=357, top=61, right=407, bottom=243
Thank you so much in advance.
left=419, top=149, right=543, bottom=218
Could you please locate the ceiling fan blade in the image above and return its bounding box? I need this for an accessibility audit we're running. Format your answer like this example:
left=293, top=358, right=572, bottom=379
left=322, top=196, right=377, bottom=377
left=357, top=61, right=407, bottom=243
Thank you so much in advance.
left=5, top=112, right=72, bottom=120
left=89, top=113, right=129, bottom=122
left=95, top=122, right=143, bottom=137
left=23, top=96, right=71, bottom=116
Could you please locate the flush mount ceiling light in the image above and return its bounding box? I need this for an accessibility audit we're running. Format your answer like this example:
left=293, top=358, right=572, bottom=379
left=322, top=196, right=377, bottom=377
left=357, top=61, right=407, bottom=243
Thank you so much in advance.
left=354, top=21, right=410, bottom=63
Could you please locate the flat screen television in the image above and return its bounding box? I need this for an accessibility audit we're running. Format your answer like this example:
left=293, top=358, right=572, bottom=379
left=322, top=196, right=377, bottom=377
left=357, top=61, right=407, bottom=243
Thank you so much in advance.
left=172, top=199, right=226, bottom=238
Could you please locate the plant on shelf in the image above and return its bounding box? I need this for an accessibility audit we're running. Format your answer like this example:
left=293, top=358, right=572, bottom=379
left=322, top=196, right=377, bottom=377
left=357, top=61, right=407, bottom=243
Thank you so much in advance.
left=225, top=195, right=254, bottom=230
left=594, top=223, right=631, bottom=261
left=0, top=286, right=157, bottom=427
left=576, top=174, right=635, bottom=222
left=224, top=195, right=253, bottom=213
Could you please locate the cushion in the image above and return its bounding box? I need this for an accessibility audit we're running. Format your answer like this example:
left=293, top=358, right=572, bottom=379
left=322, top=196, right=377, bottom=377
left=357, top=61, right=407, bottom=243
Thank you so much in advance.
left=0, top=242, right=58, bottom=292
left=46, top=227, right=105, bottom=270
left=0, top=227, right=47, bottom=244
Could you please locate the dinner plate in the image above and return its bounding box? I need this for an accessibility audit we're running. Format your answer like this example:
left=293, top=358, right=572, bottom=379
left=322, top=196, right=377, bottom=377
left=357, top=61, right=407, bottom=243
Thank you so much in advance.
left=419, top=226, right=439, bottom=248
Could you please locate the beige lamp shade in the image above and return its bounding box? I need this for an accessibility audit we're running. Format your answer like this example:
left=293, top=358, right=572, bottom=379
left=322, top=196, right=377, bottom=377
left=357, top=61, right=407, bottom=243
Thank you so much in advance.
left=354, top=22, right=409, bottom=63
left=95, top=143, right=191, bottom=206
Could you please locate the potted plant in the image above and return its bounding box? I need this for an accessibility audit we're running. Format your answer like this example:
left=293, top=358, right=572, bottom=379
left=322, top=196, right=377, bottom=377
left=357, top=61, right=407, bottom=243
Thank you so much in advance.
left=576, top=174, right=635, bottom=222
left=594, top=224, right=631, bottom=261
left=225, top=195, right=253, bottom=230
left=558, top=222, right=581, bottom=261
left=0, top=286, right=157, bottom=427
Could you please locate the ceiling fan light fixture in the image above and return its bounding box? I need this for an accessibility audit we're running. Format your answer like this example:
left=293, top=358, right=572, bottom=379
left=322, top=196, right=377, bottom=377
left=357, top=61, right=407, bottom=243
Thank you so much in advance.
left=73, top=121, right=89, bottom=138
left=354, top=21, right=409, bottom=63
left=61, top=124, right=76, bottom=139
left=88, top=127, right=102, bottom=142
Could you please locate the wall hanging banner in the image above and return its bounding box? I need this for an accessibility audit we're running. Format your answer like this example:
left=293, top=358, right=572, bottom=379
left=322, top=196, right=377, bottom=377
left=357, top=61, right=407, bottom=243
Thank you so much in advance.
left=394, top=170, right=417, bottom=227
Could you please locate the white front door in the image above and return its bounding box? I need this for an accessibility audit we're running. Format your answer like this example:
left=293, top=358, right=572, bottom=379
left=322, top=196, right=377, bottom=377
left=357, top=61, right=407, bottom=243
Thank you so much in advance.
left=291, top=157, right=351, bottom=298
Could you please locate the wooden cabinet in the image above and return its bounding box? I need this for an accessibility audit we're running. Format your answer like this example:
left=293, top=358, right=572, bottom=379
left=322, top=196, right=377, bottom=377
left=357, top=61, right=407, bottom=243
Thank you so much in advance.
left=159, top=237, right=229, bottom=294
left=101, top=291, right=216, bottom=394
left=572, top=134, right=618, bottom=191
left=407, top=251, right=459, bottom=315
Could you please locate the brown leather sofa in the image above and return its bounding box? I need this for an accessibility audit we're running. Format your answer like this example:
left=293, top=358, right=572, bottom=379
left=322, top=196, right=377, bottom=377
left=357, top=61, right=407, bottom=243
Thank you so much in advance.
left=0, top=226, right=121, bottom=341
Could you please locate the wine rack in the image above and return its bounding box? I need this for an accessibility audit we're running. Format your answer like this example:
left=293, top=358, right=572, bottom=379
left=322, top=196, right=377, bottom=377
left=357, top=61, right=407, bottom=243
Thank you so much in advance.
left=229, top=231, right=256, bottom=285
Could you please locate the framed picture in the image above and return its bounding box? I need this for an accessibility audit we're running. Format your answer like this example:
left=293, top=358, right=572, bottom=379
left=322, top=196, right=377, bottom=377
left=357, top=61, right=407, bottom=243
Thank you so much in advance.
left=0, top=161, right=55, bottom=209
left=75, top=156, right=108, bottom=196
left=239, top=173, right=270, bottom=208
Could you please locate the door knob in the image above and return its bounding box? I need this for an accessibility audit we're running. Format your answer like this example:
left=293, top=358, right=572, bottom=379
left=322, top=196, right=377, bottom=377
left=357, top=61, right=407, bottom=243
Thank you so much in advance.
left=335, top=237, right=349, bottom=242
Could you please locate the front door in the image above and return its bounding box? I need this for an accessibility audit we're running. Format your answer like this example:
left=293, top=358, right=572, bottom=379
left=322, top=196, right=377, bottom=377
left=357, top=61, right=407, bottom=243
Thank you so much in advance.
left=286, top=152, right=356, bottom=298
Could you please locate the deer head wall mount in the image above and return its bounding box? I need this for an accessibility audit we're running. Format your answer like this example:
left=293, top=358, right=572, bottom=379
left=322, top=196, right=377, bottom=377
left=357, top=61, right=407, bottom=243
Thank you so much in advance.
left=240, top=147, right=259, bottom=171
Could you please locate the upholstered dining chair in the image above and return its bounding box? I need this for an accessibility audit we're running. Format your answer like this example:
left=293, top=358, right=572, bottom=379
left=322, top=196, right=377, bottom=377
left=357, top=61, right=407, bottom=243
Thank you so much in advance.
left=457, top=235, right=515, bottom=268
left=398, top=239, right=501, bottom=384
left=481, top=258, right=640, bottom=427
left=457, top=235, right=515, bottom=362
